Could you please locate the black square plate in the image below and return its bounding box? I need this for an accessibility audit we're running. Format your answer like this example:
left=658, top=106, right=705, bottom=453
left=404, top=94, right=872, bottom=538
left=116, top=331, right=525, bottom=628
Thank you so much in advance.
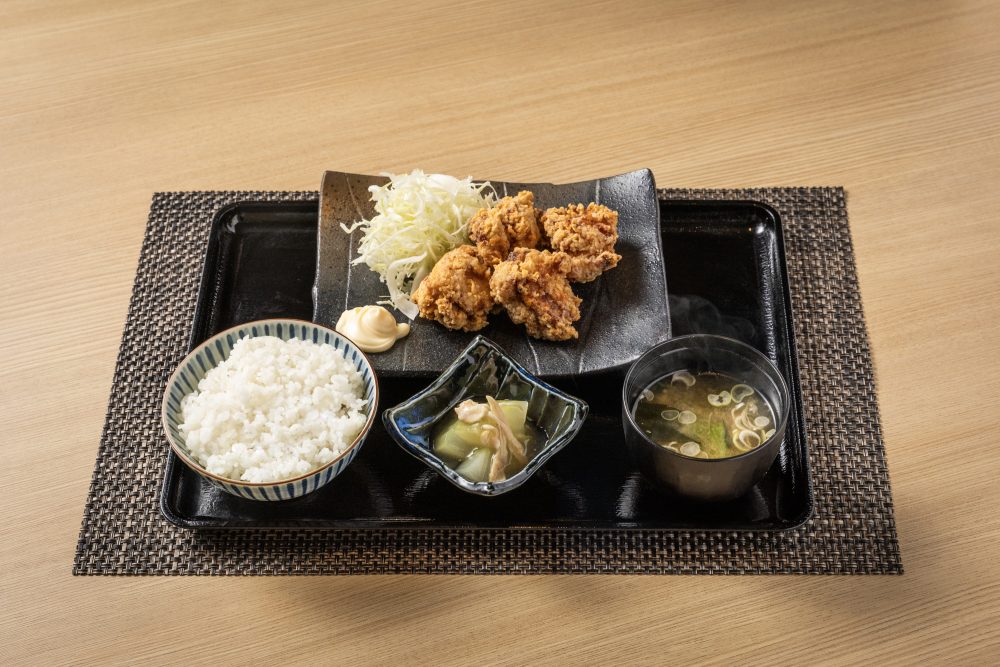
left=314, top=169, right=670, bottom=378
left=160, top=198, right=811, bottom=530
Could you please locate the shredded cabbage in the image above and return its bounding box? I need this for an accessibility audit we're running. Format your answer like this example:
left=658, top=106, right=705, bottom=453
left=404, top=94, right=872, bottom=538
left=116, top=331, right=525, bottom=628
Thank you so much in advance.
left=341, top=170, right=495, bottom=319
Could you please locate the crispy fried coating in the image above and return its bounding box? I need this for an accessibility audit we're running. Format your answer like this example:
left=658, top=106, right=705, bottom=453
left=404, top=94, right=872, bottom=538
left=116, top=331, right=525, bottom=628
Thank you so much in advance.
left=468, top=191, right=543, bottom=264
left=489, top=248, right=581, bottom=341
left=411, top=246, right=494, bottom=332
left=540, top=203, right=621, bottom=282
left=496, top=191, right=543, bottom=248
left=466, top=208, right=508, bottom=265
left=534, top=207, right=546, bottom=246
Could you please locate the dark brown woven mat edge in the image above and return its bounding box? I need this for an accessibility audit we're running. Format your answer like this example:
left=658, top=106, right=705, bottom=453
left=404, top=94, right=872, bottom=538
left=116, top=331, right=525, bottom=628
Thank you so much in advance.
left=73, top=187, right=902, bottom=575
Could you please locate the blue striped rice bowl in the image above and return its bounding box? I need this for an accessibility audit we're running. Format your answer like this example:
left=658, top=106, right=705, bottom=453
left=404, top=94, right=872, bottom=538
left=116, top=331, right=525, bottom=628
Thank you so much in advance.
left=161, top=319, right=378, bottom=501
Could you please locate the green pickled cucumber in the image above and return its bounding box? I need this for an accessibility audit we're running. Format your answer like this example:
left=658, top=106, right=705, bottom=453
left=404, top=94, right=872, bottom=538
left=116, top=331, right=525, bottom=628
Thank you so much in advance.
left=455, top=447, right=492, bottom=483
left=496, top=400, right=528, bottom=438
left=432, top=419, right=483, bottom=463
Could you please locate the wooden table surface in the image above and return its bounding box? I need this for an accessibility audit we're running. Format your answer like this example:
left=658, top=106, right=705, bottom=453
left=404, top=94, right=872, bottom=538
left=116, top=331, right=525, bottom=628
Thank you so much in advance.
left=3, top=0, right=999, bottom=663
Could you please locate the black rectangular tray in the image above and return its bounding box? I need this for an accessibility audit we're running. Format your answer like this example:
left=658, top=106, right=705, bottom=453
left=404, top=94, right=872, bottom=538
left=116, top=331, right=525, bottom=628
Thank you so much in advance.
left=160, top=198, right=812, bottom=530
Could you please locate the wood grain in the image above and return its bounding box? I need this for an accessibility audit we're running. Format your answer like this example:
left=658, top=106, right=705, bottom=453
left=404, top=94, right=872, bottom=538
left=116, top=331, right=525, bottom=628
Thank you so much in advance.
left=2, top=0, right=999, bottom=663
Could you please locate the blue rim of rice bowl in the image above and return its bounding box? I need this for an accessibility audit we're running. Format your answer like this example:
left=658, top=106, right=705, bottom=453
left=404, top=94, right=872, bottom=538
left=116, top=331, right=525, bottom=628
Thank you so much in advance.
left=160, top=318, right=379, bottom=487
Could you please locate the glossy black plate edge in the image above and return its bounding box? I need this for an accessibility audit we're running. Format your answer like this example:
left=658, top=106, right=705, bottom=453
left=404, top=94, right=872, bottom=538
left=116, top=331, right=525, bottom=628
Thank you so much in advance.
left=313, top=169, right=669, bottom=380
left=161, top=197, right=812, bottom=531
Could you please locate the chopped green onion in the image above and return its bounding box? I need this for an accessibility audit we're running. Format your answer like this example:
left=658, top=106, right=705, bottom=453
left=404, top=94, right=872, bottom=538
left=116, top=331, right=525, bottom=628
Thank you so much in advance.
left=671, top=371, right=696, bottom=387
left=677, top=410, right=697, bottom=425
left=735, top=429, right=762, bottom=451
left=680, top=441, right=701, bottom=456
left=707, top=392, right=732, bottom=407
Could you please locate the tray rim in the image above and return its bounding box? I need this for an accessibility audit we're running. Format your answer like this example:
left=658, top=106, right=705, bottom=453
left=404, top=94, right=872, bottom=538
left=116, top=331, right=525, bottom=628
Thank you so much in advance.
left=159, top=196, right=812, bottom=532
left=662, top=197, right=814, bottom=531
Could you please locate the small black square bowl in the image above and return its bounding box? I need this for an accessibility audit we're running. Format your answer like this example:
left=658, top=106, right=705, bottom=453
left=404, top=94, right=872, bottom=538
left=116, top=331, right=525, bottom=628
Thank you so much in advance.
left=383, top=336, right=589, bottom=496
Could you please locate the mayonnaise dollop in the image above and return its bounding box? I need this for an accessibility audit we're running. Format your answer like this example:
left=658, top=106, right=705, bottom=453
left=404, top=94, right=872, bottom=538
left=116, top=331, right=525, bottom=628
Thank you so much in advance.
left=335, top=305, right=410, bottom=353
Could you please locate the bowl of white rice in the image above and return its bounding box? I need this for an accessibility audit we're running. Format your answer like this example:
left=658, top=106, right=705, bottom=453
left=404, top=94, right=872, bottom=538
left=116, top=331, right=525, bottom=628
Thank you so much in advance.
left=161, top=319, right=378, bottom=501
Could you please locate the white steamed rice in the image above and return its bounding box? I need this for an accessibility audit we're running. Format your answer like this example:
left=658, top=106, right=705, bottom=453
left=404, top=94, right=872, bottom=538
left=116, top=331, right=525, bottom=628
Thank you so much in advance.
left=179, top=335, right=368, bottom=483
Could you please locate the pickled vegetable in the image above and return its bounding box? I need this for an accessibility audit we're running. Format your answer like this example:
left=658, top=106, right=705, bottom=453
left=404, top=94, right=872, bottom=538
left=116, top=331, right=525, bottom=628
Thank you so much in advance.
left=432, top=420, right=483, bottom=463
left=432, top=397, right=544, bottom=483
left=455, top=447, right=492, bottom=483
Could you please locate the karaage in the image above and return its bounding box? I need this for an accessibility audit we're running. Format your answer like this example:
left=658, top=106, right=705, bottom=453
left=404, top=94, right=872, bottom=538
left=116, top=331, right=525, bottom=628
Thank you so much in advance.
left=468, top=190, right=543, bottom=264
left=489, top=248, right=581, bottom=341
left=540, top=203, right=621, bottom=283
left=411, top=245, right=494, bottom=332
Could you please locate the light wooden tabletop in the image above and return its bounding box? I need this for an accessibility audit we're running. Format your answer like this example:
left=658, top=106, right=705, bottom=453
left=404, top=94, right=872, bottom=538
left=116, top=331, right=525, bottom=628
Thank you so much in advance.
left=3, top=0, right=999, bottom=663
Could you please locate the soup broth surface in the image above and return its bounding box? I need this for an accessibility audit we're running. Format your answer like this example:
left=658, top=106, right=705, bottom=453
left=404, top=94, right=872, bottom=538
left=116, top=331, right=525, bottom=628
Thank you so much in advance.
left=632, top=371, right=775, bottom=459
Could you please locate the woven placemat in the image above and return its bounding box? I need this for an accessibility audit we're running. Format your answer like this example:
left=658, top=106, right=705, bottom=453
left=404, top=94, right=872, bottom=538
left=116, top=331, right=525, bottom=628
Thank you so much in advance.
left=74, top=187, right=901, bottom=575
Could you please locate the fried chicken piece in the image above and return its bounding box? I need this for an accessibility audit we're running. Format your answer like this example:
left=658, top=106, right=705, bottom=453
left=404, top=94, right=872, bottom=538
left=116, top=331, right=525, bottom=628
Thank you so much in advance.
left=495, top=191, right=544, bottom=248
left=411, top=246, right=494, bottom=332
left=540, top=203, right=621, bottom=282
left=467, top=208, right=508, bottom=265
left=468, top=190, right=543, bottom=264
left=534, top=208, right=546, bottom=245
left=489, top=248, right=581, bottom=341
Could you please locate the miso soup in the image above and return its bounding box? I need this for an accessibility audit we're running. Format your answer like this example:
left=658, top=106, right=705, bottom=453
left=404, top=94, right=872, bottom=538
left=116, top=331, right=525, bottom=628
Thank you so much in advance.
left=632, top=370, right=776, bottom=459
